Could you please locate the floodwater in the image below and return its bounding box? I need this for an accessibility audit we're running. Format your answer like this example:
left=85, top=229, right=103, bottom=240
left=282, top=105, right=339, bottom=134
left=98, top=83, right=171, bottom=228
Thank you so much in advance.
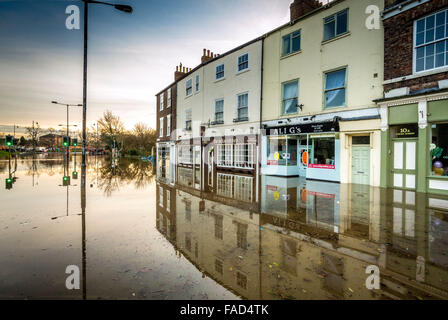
left=1, top=156, right=448, bottom=300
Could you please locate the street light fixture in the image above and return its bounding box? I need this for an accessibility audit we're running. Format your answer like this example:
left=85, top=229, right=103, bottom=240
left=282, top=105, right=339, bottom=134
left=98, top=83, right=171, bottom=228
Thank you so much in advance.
left=81, top=0, right=133, bottom=170
left=52, top=101, right=81, bottom=159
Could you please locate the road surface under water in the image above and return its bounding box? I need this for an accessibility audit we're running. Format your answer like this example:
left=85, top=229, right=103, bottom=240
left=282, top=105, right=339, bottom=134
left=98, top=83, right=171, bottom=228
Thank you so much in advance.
left=1, top=155, right=448, bottom=300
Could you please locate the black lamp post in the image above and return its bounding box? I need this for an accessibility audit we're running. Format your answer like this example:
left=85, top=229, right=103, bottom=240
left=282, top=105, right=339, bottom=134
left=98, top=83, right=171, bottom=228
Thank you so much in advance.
left=81, top=0, right=133, bottom=170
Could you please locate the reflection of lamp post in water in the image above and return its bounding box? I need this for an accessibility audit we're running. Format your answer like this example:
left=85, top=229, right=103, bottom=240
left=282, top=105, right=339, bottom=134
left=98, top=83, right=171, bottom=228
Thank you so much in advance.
left=81, top=157, right=87, bottom=299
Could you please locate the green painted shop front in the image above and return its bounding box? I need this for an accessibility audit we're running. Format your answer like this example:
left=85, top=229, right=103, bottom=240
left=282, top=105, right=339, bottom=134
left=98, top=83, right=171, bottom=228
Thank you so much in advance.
left=380, top=96, right=448, bottom=195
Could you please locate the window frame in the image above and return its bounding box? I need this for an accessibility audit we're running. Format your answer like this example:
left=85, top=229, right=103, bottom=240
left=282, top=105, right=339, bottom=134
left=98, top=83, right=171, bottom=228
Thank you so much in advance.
left=167, top=88, right=171, bottom=108
left=186, top=78, right=193, bottom=97
left=185, top=109, right=192, bottom=131
left=216, top=63, right=225, bottom=80
left=159, top=117, right=164, bottom=137
left=413, top=8, right=448, bottom=74
left=214, top=99, right=224, bottom=124
left=323, top=8, right=349, bottom=42
left=281, top=79, right=299, bottom=116
left=235, top=92, right=249, bottom=122
left=282, top=29, right=301, bottom=56
left=323, top=67, right=347, bottom=109
left=159, top=92, right=164, bottom=111
left=237, top=53, right=249, bottom=72
left=166, top=114, right=171, bottom=137
left=195, top=74, right=200, bottom=92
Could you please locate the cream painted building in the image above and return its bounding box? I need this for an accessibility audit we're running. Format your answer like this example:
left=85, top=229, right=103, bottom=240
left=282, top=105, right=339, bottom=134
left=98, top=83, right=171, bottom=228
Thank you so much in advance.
left=261, top=0, right=384, bottom=186
left=176, top=40, right=263, bottom=191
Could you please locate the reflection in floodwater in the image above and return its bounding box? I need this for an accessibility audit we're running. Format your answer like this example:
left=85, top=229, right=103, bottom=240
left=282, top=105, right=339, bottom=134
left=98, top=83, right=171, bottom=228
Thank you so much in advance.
left=157, top=169, right=448, bottom=300
left=1, top=156, right=448, bottom=299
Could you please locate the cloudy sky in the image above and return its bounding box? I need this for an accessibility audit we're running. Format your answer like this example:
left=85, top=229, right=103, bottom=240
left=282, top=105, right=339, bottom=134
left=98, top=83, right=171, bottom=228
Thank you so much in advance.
left=0, top=0, right=294, bottom=134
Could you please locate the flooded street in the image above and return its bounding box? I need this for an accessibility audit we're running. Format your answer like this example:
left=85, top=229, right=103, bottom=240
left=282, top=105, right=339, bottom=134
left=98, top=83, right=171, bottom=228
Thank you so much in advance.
left=1, top=156, right=448, bottom=299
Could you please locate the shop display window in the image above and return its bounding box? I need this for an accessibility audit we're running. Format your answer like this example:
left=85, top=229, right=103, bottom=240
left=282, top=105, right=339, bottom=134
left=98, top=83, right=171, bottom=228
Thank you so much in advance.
left=431, top=123, right=448, bottom=176
left=310, top=137, right=335, bottom=168
left=267, top=136, right=298, bottom=166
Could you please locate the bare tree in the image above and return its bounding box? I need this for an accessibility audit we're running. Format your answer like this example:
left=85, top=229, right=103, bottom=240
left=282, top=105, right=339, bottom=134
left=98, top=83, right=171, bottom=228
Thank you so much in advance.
left=26, top=122, right=42, bottom=152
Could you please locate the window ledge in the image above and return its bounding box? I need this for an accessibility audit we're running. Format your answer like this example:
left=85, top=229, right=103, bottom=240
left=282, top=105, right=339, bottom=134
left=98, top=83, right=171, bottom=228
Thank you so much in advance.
left=185, top=94, right=193, bottom=99
left=321, top=31, right=351, bottom=45
left=279, top=112, right=299, bottom=118
left=214, top=77, right=226, bottom=83
left=211, top=121, right=224, bottom=126
left=233, top=117, right=249, bottom=123
left=280, top=50, right=302, bottom=60
left=236, top=68, right=250, bottom=76
left=427, top=175, right=448, bottom=180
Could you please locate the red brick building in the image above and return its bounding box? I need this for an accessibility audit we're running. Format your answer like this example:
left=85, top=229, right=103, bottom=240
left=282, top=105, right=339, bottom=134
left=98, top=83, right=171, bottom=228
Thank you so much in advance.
left=155, top=65, right=189, bottom=183
left=377, top=0, right=448, bottom=194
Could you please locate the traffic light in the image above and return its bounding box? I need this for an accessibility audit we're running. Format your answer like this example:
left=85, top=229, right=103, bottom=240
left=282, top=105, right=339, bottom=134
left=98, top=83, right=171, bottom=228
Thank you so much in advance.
left=62, top=175, right=71, bottom=186
left=72, top=138, right=78, bottom=147
left=5, top=178, right=13, bottom=190
left=72, top=171, right=78, bottom=179
left=62, top=136, right=70, bottom=147
left=5, top=135, right=13, bottom=147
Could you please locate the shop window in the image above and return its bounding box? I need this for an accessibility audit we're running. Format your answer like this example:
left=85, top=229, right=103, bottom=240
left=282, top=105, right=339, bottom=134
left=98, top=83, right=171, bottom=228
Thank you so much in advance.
left=430, top=123, right=448, bottom=176
left=267, top=136, right=298, bottom=166
left=178, top=167, right=193, bottom=187
left=217, top=173, right=233, bottom=198
left=310, top=137, right=335, bottom=168
left=234, top=144, right=254, bottom=168
left=217, top=144, right=233, bottom=167
left=178, top=145, right=193, bottom=164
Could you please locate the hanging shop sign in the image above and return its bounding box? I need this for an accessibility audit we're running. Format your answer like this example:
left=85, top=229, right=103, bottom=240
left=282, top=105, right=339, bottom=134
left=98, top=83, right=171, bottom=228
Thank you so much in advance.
left=266, top=121, right=339, bottom=136
left=395, top=124, right=418, bottom=138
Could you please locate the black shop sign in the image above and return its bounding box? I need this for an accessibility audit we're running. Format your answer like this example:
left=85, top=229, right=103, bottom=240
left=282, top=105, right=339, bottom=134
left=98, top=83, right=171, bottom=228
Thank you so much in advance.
left=395, top=124, right=418, bottom=138
left=266, top=121, right=339, bottom=136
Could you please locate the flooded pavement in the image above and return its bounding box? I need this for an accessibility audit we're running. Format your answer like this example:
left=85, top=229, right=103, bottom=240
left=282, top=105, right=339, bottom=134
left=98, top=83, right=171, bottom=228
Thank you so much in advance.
left=1, top=156, right=448, bottom=299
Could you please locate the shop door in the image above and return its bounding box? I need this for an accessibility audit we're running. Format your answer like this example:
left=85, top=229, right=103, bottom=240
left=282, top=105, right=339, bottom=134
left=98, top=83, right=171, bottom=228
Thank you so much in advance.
left=391, top=139, right=417, bottom=190
left=299, top=147, right=309, bottom=177
left=351, top=146, right=370, bottom=185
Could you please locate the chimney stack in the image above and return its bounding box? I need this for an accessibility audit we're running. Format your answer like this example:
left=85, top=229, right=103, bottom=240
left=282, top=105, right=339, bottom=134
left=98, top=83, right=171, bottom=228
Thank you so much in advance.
left=201, top=48, right=215, bottom=64
left=174, top=62, right=191, bottom=81
left=290, top=0, right=321, bottom=21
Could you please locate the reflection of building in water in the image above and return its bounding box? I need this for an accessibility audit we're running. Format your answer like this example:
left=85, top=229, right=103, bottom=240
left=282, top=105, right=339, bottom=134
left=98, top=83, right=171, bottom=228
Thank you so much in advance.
left=156, top=180, right=176, bottom=242
left=156, top=170, right=448, bottom=299
left=174, top=185, right=261, bottom=299
left=260, top=176, right=448, bottom=299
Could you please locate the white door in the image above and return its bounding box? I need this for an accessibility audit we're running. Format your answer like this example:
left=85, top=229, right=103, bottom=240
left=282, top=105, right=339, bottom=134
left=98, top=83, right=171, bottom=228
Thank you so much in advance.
left=392, top=139, right=417, bottom=190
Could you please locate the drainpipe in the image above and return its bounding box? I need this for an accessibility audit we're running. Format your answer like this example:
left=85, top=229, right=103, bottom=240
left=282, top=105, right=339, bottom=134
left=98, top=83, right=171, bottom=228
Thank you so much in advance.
left=257, top=37, right=264, bottom=213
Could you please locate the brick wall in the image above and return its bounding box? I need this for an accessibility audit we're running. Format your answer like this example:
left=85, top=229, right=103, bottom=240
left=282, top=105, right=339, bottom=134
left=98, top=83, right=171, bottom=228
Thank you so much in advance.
left=156, top=83, right=177, bottom=142
left=384, top=0, right=448, bottom=91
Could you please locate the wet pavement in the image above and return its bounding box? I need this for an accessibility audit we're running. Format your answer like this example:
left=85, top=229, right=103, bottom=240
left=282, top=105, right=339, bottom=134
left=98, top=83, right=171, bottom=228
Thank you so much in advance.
left=1, top=156, right=448, bottom=299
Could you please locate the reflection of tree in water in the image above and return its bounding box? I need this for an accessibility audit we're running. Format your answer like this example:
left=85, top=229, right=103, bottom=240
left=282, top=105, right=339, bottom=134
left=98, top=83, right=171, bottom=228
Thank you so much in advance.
left=97, top=157, right=154, bottom=196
